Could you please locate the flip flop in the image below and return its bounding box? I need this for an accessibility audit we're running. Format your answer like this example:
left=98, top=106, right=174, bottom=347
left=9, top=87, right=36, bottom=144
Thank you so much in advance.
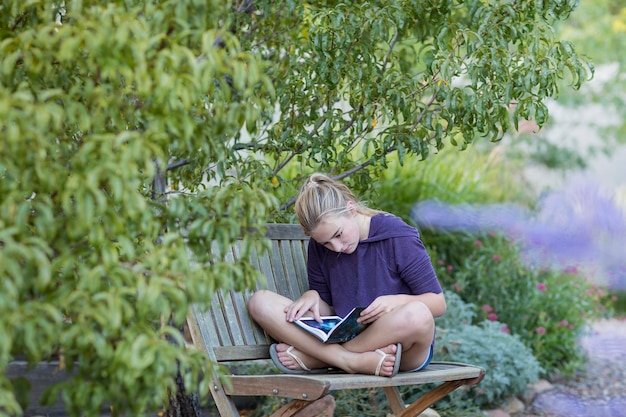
left=392, top=343, right=402, bottom=376
left=374, top=343, right=402, bottom=377
left=269, top=344, right=329, bottom=375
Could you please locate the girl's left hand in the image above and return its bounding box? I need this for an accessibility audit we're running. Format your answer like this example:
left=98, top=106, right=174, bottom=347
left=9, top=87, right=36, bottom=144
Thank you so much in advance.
left=359, top=295, right=403, bottom=324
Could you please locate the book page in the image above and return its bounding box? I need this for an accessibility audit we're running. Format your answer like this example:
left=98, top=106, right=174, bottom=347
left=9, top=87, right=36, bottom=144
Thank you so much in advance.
left=297, top=317, right=342, bottom=335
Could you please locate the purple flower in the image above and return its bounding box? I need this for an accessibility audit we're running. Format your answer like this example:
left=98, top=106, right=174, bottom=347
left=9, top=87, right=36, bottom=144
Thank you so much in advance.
left=410, top=178, right=626, bottom=291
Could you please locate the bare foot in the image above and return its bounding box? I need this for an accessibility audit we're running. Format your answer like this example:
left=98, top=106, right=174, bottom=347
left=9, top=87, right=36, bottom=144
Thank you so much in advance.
left=275, top=343, right=328, bottom=371
left=274, top=343, right=400, bottom=376
left=348, top=344, right=399, bottom=377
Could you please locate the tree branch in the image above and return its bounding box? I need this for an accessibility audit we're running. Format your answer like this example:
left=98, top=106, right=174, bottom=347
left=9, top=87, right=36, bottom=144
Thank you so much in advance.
left=278, top=144, right=397, bottom=211
left=379, top=30, right=399, bottom=80
left=411, top=91, right=438, bottom=133
left=167, top=159, right=191, bottom=171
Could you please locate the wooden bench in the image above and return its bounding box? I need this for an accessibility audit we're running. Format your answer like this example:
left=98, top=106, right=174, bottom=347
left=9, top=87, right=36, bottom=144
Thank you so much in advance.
left=186, top=224, right=485, bottom=417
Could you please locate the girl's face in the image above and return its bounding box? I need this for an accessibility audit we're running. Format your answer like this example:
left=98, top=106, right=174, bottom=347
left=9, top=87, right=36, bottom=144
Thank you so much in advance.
left=310, top=204, right=362, bottom=254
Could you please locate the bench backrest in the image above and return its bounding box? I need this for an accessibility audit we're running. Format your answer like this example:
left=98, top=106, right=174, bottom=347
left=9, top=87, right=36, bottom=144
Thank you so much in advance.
left=189, top=224, right=309, bottom=363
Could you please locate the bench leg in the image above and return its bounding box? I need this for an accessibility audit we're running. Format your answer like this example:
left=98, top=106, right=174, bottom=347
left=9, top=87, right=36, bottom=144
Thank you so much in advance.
left=270, top=395, right=336, bottom=417
left=210, top=378, right=241, bottom=417
left=399, top=373, right=486, bottom=417
left=383, top=386, right=406, bottom=415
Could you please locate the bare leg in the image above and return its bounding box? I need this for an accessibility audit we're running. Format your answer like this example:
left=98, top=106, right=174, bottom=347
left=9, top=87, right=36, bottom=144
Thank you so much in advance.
left=273, top=342, right=399, bottom=375
left=342, top=301, right=436, bottom=372
left=278, top=300, right=435, bottom=373
left=247, top=290, right=400, bottom=376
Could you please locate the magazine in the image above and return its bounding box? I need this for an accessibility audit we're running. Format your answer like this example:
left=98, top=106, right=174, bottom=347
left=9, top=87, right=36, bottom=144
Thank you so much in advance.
left=293, top=307, right=368, bottom=343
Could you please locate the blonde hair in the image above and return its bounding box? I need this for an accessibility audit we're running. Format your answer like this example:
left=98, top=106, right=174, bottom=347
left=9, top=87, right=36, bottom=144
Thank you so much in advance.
left=294, top=173, right=382, bottom=235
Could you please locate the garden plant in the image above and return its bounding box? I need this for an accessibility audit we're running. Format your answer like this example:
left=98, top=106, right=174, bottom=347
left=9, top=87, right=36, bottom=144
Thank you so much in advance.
left=245, top=146, right=615, bottom=416
left=0, top=1, right=612, bottom=416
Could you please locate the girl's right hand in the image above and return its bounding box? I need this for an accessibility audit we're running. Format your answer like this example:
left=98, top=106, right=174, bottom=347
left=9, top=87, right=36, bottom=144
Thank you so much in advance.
left=284, top=290, right=322, bottom=322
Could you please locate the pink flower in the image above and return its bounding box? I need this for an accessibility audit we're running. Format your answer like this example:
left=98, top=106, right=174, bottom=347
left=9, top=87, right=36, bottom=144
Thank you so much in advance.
left=492, top=254, right=501, bottom=262
left=536, top=283, right=547, bottom=291
left=536, top=327, right=546, bottom=335
left=437, top=259, right=445, bottom=265
left=564, top=266, right=578, bottom=274
left=500, top=325, right=510, bottom=334
left=488, top=313, right=498, bottom=321
left=474, top=240, right=482, bottom=247
left=482, top=304, right=493, bottom=313
left=453, top=282, right=462, bottom=293
left=558, top=320, right=569, bottom=327
left=446, top=265, right=453, bottom=271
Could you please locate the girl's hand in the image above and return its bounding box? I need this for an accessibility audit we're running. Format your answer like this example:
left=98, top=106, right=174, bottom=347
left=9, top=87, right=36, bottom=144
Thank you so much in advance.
left=359, top=295, right=404, bottom=324
left=284, top=290, right=322, bottom=322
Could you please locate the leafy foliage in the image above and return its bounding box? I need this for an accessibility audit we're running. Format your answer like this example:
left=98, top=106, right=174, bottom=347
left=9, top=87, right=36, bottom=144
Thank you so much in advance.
left=252, top=0, right=593, bottom=188
left=434, top=290, right=477, bottom=330
left=436, top=320, right=542, bottom=408
left=400, top=293, right=542, bottom=410
left=1, top=1, right=274, bottom=416
left=434, top=233, right=614, bottom=375
left=556, top=0, right=626, bottom=67
left=395, top=292, right=543, bottom=410
left=1, top=0, right=594, bottom=415
left=372, top=145, right=530, bottom=220
left=509, top=0, right=626, bottom=173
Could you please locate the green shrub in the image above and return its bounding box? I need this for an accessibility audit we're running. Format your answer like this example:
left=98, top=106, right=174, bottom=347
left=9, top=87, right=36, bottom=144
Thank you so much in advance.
left=434, top=321, right=542, bottom=409
left=612, top=289, right=626, bottom=316
left=435, top=291, right=477, bottom=330
left=395, top=292, right=541, bottom=411
left=435, top=232, right=614, bottom=375
left=372, top=147, right=530, bottom=221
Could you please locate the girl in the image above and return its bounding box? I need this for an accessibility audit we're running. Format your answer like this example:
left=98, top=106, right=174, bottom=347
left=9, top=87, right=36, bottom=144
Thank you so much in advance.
left=247, top=173, right=446, bottom=377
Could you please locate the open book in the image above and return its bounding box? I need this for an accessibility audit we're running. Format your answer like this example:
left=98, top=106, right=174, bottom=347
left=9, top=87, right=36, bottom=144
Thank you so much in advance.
left=293, top=307, right=368, bottom=343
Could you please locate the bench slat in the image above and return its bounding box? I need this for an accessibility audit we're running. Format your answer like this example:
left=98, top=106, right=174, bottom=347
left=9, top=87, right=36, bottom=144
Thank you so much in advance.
left=225, top=375, right=331, bottom=399
left=287, top=239, right=309, bottom=295
left=210, top=291, right=233, bottom=347
left=277, top=240, right=305, bottom=301
left=265, top=224, right=308, bottom=240
left=268, top=240, right=292, bottom=298
left=224, top=362, right=484, bottom=398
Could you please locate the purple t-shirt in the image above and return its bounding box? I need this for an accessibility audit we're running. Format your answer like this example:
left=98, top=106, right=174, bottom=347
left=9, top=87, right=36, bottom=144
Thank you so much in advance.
left=307, top=213, right=442, bottom=317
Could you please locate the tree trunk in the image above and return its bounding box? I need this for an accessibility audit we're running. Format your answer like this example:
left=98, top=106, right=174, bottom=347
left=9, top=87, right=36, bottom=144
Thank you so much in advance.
left=163, top=362, right=202, bottom=417
left=153, top=164, right=203, bottom=417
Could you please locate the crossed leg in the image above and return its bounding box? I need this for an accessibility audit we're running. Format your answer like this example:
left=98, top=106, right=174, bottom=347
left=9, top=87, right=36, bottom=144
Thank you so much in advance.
left=247, top=290, right=435, bottom=376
